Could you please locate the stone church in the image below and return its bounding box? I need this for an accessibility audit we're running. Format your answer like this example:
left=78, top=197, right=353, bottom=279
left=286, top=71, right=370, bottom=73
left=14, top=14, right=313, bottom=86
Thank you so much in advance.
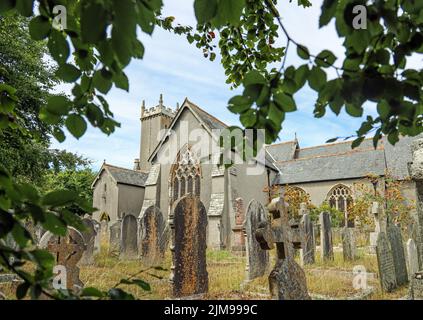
left=92, top=95, right=420, bottom=250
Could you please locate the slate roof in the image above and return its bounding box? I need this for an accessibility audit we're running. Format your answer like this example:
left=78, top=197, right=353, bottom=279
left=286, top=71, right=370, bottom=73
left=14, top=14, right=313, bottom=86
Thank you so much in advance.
left=271, top=134, right=423, bottom=184
left=92, top=164, right=149, bottom=188
left=266, top=140, right=298, bottom=162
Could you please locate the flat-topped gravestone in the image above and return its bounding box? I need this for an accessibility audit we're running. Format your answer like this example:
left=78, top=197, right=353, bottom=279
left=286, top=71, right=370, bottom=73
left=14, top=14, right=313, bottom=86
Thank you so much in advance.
left=172, top=194, right=208, bottom=297
left=231, top=198, right=246, bottom=251
left=300, top=213, right=315, bottom=265
left=139, top=205, right=167, bottom=266
left=407, top=239, right=420, bottom=280
left=80, top=217, right=97, bottom=265
left=409, top=272, right=423, bottom=300
left=320, top=212, right=333, bottom=261
left=244, top=199, right=269, bottom=280
left=342, top=227, right=357, bottom=261
left=39, top=227, right=86, bottom=293
left=120, top=214, right=138, bottom=259
left=109, top=221, right=121, bottom=254
left=255, top=196, right=310, bottom=300
left=387, top=223, right=408, bottom=286
left=376, top=232, right=397, bottom=292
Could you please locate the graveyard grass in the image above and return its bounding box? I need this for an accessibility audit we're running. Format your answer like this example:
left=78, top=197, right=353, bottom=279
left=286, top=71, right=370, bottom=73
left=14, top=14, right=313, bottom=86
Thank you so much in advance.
left=0, top=240, right=409, bottom=300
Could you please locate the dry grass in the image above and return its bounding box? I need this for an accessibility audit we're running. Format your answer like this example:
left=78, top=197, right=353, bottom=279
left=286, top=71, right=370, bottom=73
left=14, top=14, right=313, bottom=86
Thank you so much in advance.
left=0, top=244, right=411, bottom=300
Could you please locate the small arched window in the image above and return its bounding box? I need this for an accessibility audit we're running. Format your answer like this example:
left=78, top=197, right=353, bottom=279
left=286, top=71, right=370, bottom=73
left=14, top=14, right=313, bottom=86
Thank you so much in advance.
left=327, top=184, right=354, bottom=227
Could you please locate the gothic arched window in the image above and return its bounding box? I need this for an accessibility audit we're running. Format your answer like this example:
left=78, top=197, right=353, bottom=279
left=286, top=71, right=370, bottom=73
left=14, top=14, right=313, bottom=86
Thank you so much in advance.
left=169, top=146, right=202, bottom=206
left=327, top=184, right=354, bottom=227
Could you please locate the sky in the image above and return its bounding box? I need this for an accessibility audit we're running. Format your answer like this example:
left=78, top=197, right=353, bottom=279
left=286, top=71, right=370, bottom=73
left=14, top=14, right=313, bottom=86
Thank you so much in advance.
left=51, top=1, right=389, bottom=171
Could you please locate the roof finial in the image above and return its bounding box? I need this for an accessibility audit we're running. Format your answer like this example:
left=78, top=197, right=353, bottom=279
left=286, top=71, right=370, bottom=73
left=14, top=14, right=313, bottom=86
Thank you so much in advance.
left=294, top=132, right=297, bottom=141
left=176, top=102, right=180, bottom=111
left=141, top=100, right=145, bottom=117
left=159, top=93, right=163, bottom=107
left=103, top=159, right=106, bottom=164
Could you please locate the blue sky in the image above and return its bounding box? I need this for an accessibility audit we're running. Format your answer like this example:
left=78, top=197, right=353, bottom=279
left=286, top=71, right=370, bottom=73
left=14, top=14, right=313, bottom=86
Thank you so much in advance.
left=51, top=1, right=388, bottom=170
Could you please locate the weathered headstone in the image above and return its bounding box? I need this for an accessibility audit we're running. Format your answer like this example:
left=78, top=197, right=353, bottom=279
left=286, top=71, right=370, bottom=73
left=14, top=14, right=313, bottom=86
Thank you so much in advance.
left=109, top=220, right=121, bottom=254
left=120, top=214, right=138, bottom=259
left=407, top=239, right=420, bottom=280
left=376, top=232, right=397, bottom=292
left=255, top=196, right=310, bottom=300
left=139, top=205, right=167, bottom=266
left=231, top=198, right=246, bottom=252
left=171, top=194, right=208, bottom=297
left=369, top=202, right=384, bottom=253
left=300, top=212, right=315, bottom=265
left=342, top=227, right=357, bottom=261
left=409, top=272, right=423, bottom=300
left=319, top=212, right=333, bottom=261
left=39, top=227, right=86, bottom=292
left=387, top=223, right=408, bottom=286
left=408, top=138, right=423, bottom=269
left=244, top=199, right=269, bottom=280
left=92, top=220, right=101, bottom=254
left=80, top=216, right=97, bottom=265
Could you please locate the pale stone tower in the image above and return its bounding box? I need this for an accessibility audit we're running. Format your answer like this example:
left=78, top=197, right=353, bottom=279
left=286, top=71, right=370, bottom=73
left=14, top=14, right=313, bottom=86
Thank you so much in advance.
left=139, top=94, right=175, bottom=171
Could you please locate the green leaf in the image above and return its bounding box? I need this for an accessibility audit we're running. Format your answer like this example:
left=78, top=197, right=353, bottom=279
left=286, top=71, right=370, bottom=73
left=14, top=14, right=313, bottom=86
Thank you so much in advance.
left=377, top=100, right=390, bottom=119
left=46, top=95, right=70, bottom=116
left=214, top=0, right=245, bottom=26
left=81, top=2, right=108, bottom=43
left=48, top=30, right=70, bottom=64
left=194, top=0, right=218, bottom=24
left=29, top=16, right=51, bottom=41
left=345, top=104, right=363, bottom=117
left=12, top=223, right=31, bottom=247
left=326, top=137, right=339, bottom=143
left=56, top=64, right=81, bottom=83
left=43, top=190, right=78, bottom=207
left=81, top=287, right=105, bottom=298
left=120, top=279, right=151, bottom=291
left=240, top=109, right=256, bottom=127
left=137, top=2, right=156, bottom=35
left=274, top=92, right=297, bottom=112
left=42, top=213, right=67, bottom=236
left=268, top=102, right=285, bottom=126
left=388, top=131, right=399, bottom=145
left=297, top=45, right=310, bottom=60
left=228, top=95, right=252, bottom=113
left=16, top=0, right=34, bottom=17
left=0, top=0, right=15, bottom=13
left=308, top=67, right=327, bottom=91
left=319, top=0, right=337, bottom=27
left=66, top=114, right=87, bottom=139
left=52, top=128, right=66, bottom=143
left=352, top=136, right=365, bottom=149
left=108, top=288, right=135, bottom=300
left=243, top=70, right=266, bottom=86
left=93, top=70, right=113, bottom=94
left=315, top=50, right=337, bottom=67
left=16, top=282, right=30, bottom=300
left=113, top=72, right=129, bottom=91
left=29, top=249, right=55, bottom=270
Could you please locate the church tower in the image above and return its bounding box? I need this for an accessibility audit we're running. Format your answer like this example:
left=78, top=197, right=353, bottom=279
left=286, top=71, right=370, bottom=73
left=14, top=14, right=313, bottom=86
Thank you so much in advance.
left=138, top=94, right=176, bottom=171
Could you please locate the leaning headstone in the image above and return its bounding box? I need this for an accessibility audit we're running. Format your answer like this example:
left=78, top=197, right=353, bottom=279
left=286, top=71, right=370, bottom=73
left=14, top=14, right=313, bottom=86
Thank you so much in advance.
left=231, top=198, right=246, bottom=252
left=139, top=205, right=167, bottom=266
left=80, top=216, right=97, bottom=265
left=39, top=227, right=86, bottom=293
left=92, top=220, right=101, bottom=254
left=171, top=194, right=208, bottom=297
left=109, top=221, right=121, bottom=254
left=387, top=223, right=408, bottom=286
left=120, top=214, right=138, bottom=259
left=342, top=227, right=357, bottom=261
left=255, top=196, right=310, bottom=300
left=244, top=199, right=269, bottom=280
left=300, top=212, right=315, bottom=265
left=408, top=138, right=423, bottom=269
left=319, top=212, right=333, bottom=261
left=407, top=239, right=420, bottom=280
left=376, top=232, right=397, bottom=292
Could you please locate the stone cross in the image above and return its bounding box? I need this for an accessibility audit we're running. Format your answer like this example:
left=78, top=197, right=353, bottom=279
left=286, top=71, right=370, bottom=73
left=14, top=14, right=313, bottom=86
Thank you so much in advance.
left=255, top=196, right=310, bottom=300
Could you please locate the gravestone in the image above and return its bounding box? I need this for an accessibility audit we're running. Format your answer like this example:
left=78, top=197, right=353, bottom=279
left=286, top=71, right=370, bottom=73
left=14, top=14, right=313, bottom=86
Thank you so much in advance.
left=408, top=138, right=423, bottom=269
left=231, top=198, right=246, bottom=252
left=319, top=212, right=333, bottom=261
left=369, top=202, right=384, bottom=253
left=407, top=239, right=420, bottom=280
left=342, top=227, right=357, bottom=261
left=244, top=199, right=269, bottom=280
left=255, top=196, right=310, bottom=300
left=92, top=220, right=101, bottom=254
left=409, top=272, right=423, bottom=300
left=139, top=205, right=167, bottom=266
left=80, top=216, right=97, bottom=265
left=387, top=223, right=408, bottom=286
left=109, top=221, right=121, bottom=254
left=39, top=227, right=86, bottom=292
left=120, top=214, right=138, bottom=259
left=300, top=212, right=315, bottom=265
left=376, top=232, right=397, bottom=292
left=171, top=194, right=208, bottom=297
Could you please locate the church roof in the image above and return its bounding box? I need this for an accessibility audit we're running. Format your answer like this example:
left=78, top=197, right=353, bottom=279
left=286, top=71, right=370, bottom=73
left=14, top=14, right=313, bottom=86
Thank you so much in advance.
left=92, top=163, right=149, bottom=188
left=271, top=134, right=423, bottom=184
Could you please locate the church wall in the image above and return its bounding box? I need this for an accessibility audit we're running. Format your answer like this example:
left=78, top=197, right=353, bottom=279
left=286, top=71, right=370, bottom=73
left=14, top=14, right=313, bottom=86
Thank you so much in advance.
left=117, top=184, right=145, bottom=219
left=92, top=171, right=119, bottom=223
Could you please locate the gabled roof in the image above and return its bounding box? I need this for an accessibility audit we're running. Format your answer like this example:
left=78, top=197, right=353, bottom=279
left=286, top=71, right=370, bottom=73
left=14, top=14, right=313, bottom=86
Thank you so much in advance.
left=91, top=163, right=149, bottom=188
left=266, top=140, right=298, bottom=162
left=147, top=98, right=278, bottom=171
